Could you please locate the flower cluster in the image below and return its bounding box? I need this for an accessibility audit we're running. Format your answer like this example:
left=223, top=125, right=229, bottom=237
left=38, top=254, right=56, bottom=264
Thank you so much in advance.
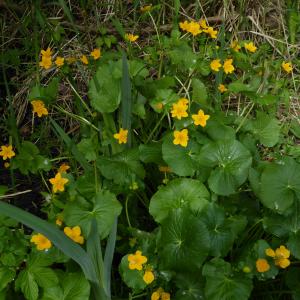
left=170, top=97, right=210, bottom=148
left=171, top=98, right=188, bottom=120
left=151, top=287, right=171, bottom=300
left=265, top=245, right=290, bottom=268
left=128, top=250, right=155, bottom=284
left=179, top=19, right=218, bottom=38
left=211, top=58, right=235, bottom=74
left=39, top=47, right=52, bottom=70
left=39, top=47, right=101, bottom=69
left=256, top=245, right=291, bottom=273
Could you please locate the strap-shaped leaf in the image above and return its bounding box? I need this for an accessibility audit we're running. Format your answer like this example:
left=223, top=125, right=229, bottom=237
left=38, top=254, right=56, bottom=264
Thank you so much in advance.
left=0, top=201, right=97, bottom=284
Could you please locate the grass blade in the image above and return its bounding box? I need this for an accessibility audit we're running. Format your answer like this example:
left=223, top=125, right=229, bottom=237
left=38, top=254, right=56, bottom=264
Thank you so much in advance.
left=0, top=201, right=97, bottom=283
left=121, top=53, right=132, bottom=147
left=87, top=219, right=108, bottom=299
left=104, top=217, right=118, bottom=298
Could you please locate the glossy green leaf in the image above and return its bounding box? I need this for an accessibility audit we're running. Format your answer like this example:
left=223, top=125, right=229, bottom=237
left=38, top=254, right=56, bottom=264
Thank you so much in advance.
left=201, top=203, right=247, bottom=257
left=88, top=61, right=122, bottom=113
left=97, top=148, right=145, bottom=185
left=260, top=158, right=300, bottom=213
left=158, top=208, right=210, bottom=271
left=162, top=135, right=197, bottom=177
left=0, top=268, right=15, bottom=291
left=64, top=191, right=122, bottom=239
left=119, top=255, right=147, bottom=290
left=203, top=258, right=253, bottom=300
left=192, top=78, right=208, bottom=105
left=196, top=139, right=252, bottom=195
left=149, top=178, right=210, bottom=223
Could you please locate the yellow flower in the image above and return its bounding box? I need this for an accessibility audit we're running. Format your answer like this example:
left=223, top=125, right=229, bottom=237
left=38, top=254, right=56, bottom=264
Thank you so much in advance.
left=210, top=59, right=222, bottom=72
left=91, top=48, right=101, bottom=60
left=39, top=56, right=52, bottom=69
left=223, top=58, right=235, bottom=74
left=31, top=233, right=52, bottom=250
left=187, top=21, right=201, bottom=36
left=158, top=165, right=172, bottom=173
left=161, top=293, right=171, bottom=300
left=199, top=19, right=208, bottom=30
left=114, top=128, right=128, bottom=144
left=192, top=109, right=210, bottom=127
left=143, top=269, right=155, bottom=284
left=151, top=288, right=170, bottom=300
left=178, top=98, right=189, bottom=106
left=4, top=162, right=10, bottom=168
left=179, top=20, right=190, bottom=31
left=80, top=55, right=89, bottom=65
left=128, top=250, right=147, bottom=270
left=31, top=100, right=48, bottom=118
left=125, top=33, right=139, bottom=42
left=129, top=182, right=139, bottom=190
left=230, top=40, right=241, bottom=52
left=58, top=163, right=70, bottom=173
left=56, top=218, right=63, bottom=226
left=282, top=62, right=292, bottom=73
left=205, top=26, right=218, bottom=39
left=49, top=172, right=69, bottom=193
left=170, top=101, right=188, bottom=120
left=0, top=145, right=16, bottom=160
left=55, top=56, right=64, bottom=67
left=64, top=226, right=84, bottom=244
left=173, top=129, right=189, bottom=147
left=41, top=47, right=52, bottom=57
left=244, top=42, right=257, bottom=53
left=140, top=5, right=152, bottom=13
left=256, top=258, right=270, bottom=273
left=266, top=245, right=291, bottom=269
left=218, top=84, right=228, bottom=93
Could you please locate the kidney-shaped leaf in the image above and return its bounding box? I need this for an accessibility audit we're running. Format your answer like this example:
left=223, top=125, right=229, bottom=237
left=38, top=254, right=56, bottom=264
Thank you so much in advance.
left=158, top=208, right=210, bottom=271
left=203, top=258, right=253, bottom=300
left=88, top=61, right=122, bottom=113
left=64, top=191, right=122, bottom=239
left=196, top=139, right=252, bottom=195
left=260, top=158, right=300, bottom=213
left=149, top=178, right=210, bottom=223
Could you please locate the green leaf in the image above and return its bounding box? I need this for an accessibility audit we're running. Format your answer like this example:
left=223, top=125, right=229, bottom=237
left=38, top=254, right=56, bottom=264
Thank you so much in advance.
left=64, top=191, right=122, bottom=239
left=158, top=208, right=210, bottom=271
left=205, top=118, right=235, bottom=141
left=287, top=231, right=300, bottom=259
left=246, top=112, right=280, bottom=147
left=201, top=203, right=247, bottom=257
left=149, top=178, right=210, bottom=223
left=162, top=135, right=197, bottom=177
left=119, top=255, right=147, bottom=290
left=139, top=143, right=163, bottom=164
left=31, top=267, right=58, bottom=289
left=77, top=138, right=98, bottom=161
left=228, top=80, right=255, bottom=93
left=97, top=148, right=145, bottom=185
left=15, top=270, right=39, bottom=300
left=0, top=267, right=15, bottom=291
left=192, top=78, right=208, bottom=105
left=260, top=158, right=300, bottom=213
left=196, top=139, right=252, bottom=195
left=88, top=61, right=122, bottom=113
left=203, top=258, right=253, bottom=300
left=42, top=272, right=90, bottom=300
